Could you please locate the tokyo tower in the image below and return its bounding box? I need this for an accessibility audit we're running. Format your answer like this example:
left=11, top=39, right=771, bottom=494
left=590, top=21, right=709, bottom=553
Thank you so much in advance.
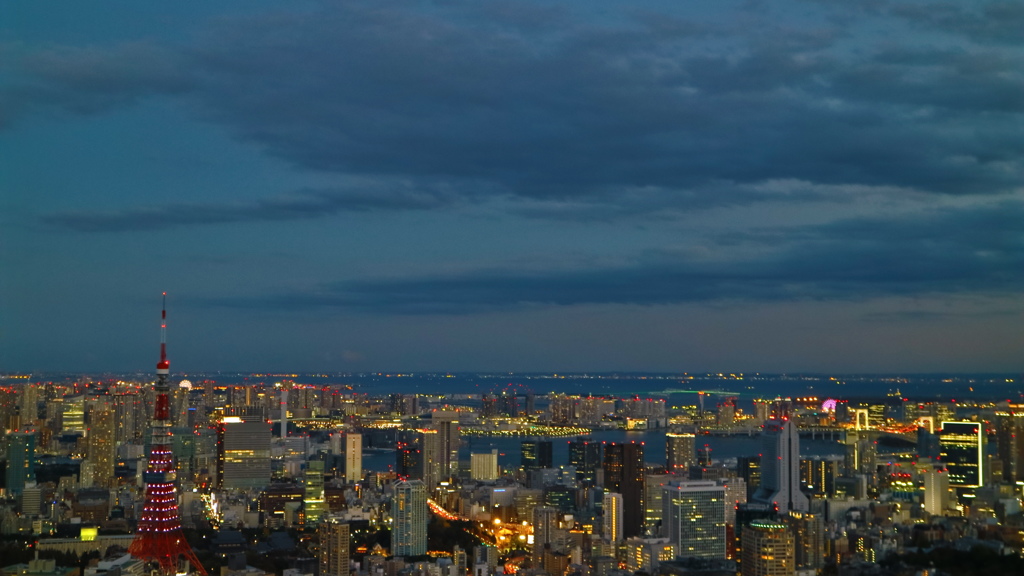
left=128, top=294, right=207, bottom=575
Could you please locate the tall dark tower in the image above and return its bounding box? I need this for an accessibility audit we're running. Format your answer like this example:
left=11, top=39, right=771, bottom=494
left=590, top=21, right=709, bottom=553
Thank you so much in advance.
left=603, top=442, right=644, bottom=537
left=128, top=295, right=206, bottom=575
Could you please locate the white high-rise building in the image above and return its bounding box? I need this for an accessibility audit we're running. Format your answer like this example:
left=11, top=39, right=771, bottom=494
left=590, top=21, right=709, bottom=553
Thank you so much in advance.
left=471, top=450, right=500, bottom=481
left=603, top=492, right=623, bottom=544
left=923, top=468, right=950, bottom=515
left=753, top=419, right=809, bottom=513
left=662, top=481, right=726, bottom=559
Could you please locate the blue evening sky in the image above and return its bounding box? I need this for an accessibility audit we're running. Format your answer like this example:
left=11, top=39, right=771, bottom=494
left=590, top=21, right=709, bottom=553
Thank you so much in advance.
left=1, top=1, right=1022, bottom=373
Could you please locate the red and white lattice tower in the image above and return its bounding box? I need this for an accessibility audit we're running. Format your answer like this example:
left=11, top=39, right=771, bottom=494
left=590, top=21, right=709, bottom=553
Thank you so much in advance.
left=128, top=294, right=206, bottom=575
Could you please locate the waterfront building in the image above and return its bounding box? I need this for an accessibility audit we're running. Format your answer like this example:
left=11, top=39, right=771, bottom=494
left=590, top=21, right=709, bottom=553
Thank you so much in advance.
left=568, top=438, right=602, bottom=485
left=521, top=440, right=553, bottom=471
left=666, top=432, right=697, bottom=473
left=752, top=420, right=808, bottom=513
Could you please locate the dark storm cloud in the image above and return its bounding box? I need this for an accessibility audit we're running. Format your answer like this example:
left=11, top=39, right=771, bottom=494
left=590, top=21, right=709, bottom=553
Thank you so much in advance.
left=9, top=1, right=1024, bottom=218
left=208, top=200, right=1024, bottom=314
left=0, top=42, right=190, bottom=125
left=889, top=1, right=1024, bottom=45
left=41, top=186, right=454, bottom=232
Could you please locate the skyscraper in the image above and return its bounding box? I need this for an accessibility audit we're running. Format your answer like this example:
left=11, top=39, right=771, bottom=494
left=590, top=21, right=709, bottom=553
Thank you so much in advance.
left=434, top=420, right=460, bottom=482
left=785, top=512, right=823, bottom=573
left=532, top=506, right=560, bottom=560
left=662, top=481, right=726, bottom=560
left=319, top=518, right=350, bottom=576
left=393, top=480, right=428, bottom=556
left=752, top=420, right=808, bottom=513
left=922, top=468, right=950, bottom=515
left=62, top=395, right=86, bottom=435
left=603, top=442, right=645, bottom=537
left=88, top=407, right=116, bottom=488
left=344, top=433, right=362, bottom=484
left=939, top=421, right=985, bottom=488
left=740, top=520, right=794, bottom=576
left=217, top=413, right=271, bottom=489
left=666, top=433, right=696, bottom=473
left=568, top=438, right=601, bottom=484
left=305, top=460, right=326, bottom=525
left=397, top=428, right=444, bottom=488
left=471, top=450, right=500, bottom=481
left=5, top=431, right=35, bottom=495
left=521, top=440, right=553, bottom=471
left=1001, top=404, right=1024, bottom=481
left=602, top=492, right=623, bottom=544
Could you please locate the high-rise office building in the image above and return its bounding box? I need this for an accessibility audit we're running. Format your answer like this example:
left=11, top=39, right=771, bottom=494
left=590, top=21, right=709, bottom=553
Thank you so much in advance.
left=392, top=480, right=428, bottom=556
left=939, top=421, right=985, bottom=488
left=922, top=468, right=950, bottom=515
left=799, top=458, right=837, bottom=499
left=305, top=460, right=326, bottom=525
left=645, top=473, right=671, bottom=532
left=998, top=404, right=1024, bottom=481
left=319, top=518, right=350, bottom=576
left=662, top=481, right=726, bottom=560
left=471, top=450, right=500, bottom=481
left=217, top=414, right=271, bottom=489
left=568, top=438, right=601, bottom=484
left=532, top=506, right=560, bottom=560
left=785, top=512, right=823, bottom=573
left=737, top=456, right=762, bottom=499
left=740, top=520, right=794, bottom=576
left=19, top=384, right=39, bottom=423
left=604, top=442, right=645, bottom=537
left=344, top=433, right=362, bottom=484
left=666, top=433, right=696, bottom=473
left=521, top=440, right=553, bottom=471
left=88, top=407, right=116, bottom=488
left=434, top=420, right=460, bottom=482
left=752, top=420, right=808, bottom=513
left=397, top=428, right=444, bottom=488
left=5, top=431, right=36, bottom=495
left=62, top=395, right=86, bottom=435
left=113, top=393, right=142, bottom=445
left=602, top=492, right=623, bottom=544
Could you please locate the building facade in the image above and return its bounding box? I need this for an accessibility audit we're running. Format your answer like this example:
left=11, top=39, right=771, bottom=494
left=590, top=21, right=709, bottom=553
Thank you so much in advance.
left=662, top=481, right=727, bottom=560
left=392, top=480, right=428, bottom=557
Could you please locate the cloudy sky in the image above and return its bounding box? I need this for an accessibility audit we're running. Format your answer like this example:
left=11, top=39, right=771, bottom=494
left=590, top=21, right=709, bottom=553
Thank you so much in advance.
left=2, top=0, right=1022, bottom=374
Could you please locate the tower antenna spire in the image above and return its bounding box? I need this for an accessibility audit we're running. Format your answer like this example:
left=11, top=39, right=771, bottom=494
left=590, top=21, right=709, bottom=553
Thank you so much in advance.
left=158, top=292, right=169, bottom=372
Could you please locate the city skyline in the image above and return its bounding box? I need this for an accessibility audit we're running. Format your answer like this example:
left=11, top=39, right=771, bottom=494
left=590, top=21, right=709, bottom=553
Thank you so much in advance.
left=3, top=1, right=1023, bottom=374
